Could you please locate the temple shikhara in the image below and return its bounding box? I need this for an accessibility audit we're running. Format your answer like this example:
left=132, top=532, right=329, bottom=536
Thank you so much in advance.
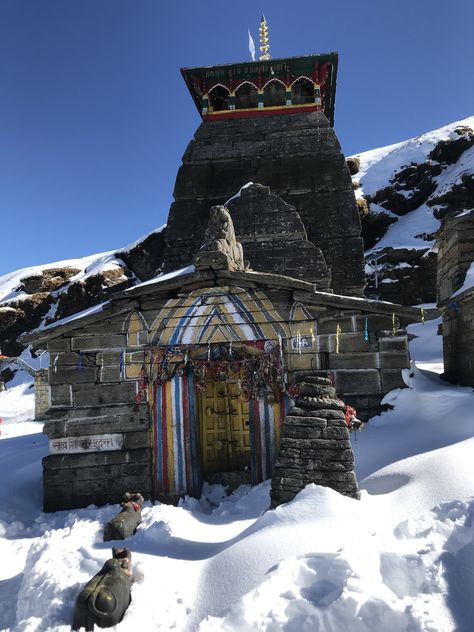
left=25, top=18, right=423, bottom=511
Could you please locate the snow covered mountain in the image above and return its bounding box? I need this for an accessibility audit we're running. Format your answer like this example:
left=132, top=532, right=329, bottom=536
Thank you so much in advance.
left=350, top=116, right=474, bottom=304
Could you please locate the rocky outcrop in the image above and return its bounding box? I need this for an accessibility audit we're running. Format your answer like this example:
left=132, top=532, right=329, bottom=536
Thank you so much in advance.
left=19, top=267, right=80, bottom=294
left=428, top=126, right=474, bottom=164
left=117, top=230, right=166, bottom=281
left=352, top=120, right=474, bottom=305
left=0, top=293, right=53, bottom=357
left=270, top=376, right=360, bottom=508
left=367, top=161, right=441, bottom=216
left=428, top=173, right=474, bottom=221
left=346, top=156, right=360, bottom=175
left=365, top=248, right=437, bottom=304
left=53, top=268, right=133, bottom=322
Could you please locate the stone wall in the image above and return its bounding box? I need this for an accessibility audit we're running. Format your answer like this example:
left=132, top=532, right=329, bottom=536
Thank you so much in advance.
left=34, top=369, right=49, bottom=420
left=162, top=111, right=365, bottom=296
left=42, top=321, right=152, bottom=512
left=284, top=311, right=409, bottom=420
left=437, top=211, right=474, bottom=385
left=441, top=291, right=474, bottom=385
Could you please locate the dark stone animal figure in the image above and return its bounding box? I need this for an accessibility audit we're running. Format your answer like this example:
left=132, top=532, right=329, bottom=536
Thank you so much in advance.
left=103, top=492, right=144, bottom=542
left=72, top=548, right=132, bottom=631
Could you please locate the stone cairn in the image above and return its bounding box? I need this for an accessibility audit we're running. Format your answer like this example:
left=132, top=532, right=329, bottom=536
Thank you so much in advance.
left=270, top=375, right=360, bottom=507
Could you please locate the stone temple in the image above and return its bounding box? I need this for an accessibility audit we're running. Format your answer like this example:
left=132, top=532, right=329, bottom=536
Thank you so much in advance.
left=162, top=51, right=365, bottom=296
left=25, top=35, right=423, bottom=511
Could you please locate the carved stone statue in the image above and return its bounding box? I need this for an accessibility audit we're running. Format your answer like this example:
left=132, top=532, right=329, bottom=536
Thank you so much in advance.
left=194, top=205, right=248, bottom=271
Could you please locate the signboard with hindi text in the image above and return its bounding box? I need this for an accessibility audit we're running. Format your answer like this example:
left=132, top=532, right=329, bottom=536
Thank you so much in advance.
left=49, top=433, right=123, bottom=455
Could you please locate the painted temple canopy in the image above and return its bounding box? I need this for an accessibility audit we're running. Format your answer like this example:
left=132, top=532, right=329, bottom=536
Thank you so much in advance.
left=149, top=287, right=294, bottom=346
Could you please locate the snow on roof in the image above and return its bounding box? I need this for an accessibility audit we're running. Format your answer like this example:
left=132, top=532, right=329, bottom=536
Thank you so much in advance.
left=125, top=265, right=195, bottom=291
left=452, top=261, right=474, bottom=298
left=32, top=301, right=109, bottom=334
left=225, top=182, right=254, bottom=204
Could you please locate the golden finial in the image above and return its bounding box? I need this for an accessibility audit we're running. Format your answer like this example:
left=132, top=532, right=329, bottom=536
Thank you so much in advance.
left=259, top=15, right=270, bottom=60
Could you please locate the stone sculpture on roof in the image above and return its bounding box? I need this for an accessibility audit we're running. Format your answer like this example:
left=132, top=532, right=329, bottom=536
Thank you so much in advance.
left=193, top=205, right=248, bottom=271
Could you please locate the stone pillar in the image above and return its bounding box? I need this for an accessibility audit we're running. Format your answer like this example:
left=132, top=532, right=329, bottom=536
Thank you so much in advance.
left=270, top=375, right=360, bottom=507
left=34, top=369, right=49, bottom=420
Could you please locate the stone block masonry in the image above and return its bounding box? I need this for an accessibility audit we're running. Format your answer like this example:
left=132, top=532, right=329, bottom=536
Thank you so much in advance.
left=163, top=111, right=365, bottom=296
left=34, top=369, right=49, bottom=420
left=271, top=375, right=360, bottom=508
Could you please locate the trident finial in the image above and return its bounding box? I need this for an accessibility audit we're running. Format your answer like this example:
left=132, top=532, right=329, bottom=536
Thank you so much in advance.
left=259, top=15, right=270, bottom=60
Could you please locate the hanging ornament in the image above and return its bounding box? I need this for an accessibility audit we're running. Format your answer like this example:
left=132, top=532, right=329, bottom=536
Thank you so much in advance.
left=119, top=351, right=124, bottom=381
left=336, top=323, right=342, bottom=354
left=364, top=317, right=369, bottom=342
left=311, top=326, right=316, bottom=344
left=207, top=342, right=211, bottom=362
left=392, top=312, right=396, bottom=336
left=278, top=334, right=283, bottom=361
left=421, top=307, right=425, bottom=325
left=297, top=330, right=302, bottom=355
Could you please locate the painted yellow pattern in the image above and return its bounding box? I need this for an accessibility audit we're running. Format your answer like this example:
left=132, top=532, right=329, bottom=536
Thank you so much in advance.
left=149, top=287, right=291, bottom=346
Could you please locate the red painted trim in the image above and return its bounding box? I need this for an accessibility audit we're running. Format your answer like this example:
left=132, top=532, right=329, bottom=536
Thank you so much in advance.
left=203, top=104, right=321, bottom=121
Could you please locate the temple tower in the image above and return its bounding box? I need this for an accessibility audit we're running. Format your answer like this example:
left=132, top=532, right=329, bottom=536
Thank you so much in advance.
left=162, top=44, right=365, bottom=296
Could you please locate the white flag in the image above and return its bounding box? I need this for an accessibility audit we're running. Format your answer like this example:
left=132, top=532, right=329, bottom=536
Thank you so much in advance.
left=248, top=30, right=255, bottom=61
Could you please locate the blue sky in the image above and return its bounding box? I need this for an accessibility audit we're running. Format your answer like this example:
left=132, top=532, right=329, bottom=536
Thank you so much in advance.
left=1, top=0, right=473, bottom=277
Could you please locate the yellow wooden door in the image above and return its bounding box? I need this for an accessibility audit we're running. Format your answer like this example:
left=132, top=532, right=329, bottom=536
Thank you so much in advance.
left=199, top=379, right=250, bottom=474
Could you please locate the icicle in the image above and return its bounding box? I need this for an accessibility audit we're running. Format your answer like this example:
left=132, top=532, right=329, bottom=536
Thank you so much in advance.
left=421, top=307, right=425, bottom=325
left=297, top=330, right=302, bottom=355
left=229, top=340, right=233, bottom=358
left=392, top=312, right=396, bottom=336
left=336, top=323, right=341, bottom=354
left=364, top=317, right=369, bottom=341
left=207, top=342, right=211, bottom=362
left=53, top=355, right=58, bottom=374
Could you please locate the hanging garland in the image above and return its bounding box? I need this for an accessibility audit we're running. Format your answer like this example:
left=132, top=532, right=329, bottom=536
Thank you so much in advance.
left=148, top=341, right=294, bottom=402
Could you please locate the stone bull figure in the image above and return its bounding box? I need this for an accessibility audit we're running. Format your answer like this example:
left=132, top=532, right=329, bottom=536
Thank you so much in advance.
left=72, top=548, right=132, bottom=631
left=103, top=492, right=144, bottom=541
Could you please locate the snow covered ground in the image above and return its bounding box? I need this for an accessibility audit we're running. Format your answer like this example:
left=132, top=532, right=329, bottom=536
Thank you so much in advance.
left=1, top=316, right=474, bottom=631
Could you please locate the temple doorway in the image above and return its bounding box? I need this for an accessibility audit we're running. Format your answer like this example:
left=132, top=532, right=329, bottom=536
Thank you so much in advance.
left=198, top=374, right=251, bottom=487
